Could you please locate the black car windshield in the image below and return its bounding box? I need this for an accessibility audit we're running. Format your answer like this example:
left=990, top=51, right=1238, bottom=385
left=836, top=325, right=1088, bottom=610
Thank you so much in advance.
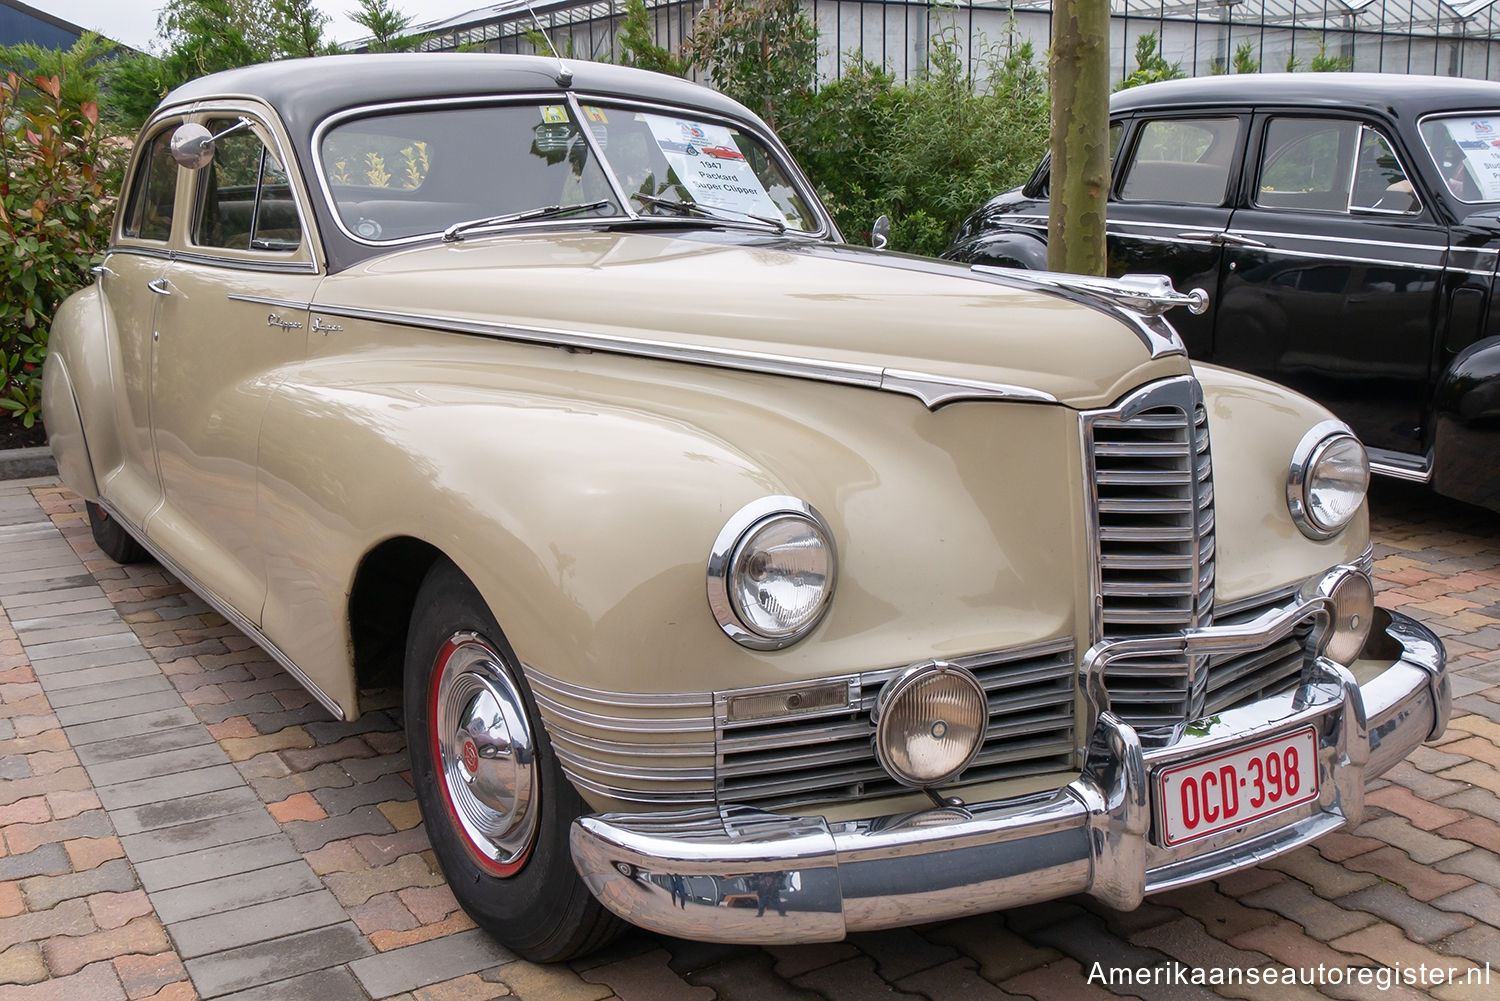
left=319, top=100, right=820, bottom=242
left=1418, top=114, right=1500, bottom=204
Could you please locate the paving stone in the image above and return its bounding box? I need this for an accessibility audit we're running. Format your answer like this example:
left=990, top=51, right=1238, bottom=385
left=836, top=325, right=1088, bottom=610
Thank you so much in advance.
left=1432, top=883, right=1500, bottom=924
left=65, top=707, right=199, bottom=746
left=1336, top=883, right=1474, bottom=943
left=112, top=951, right=189, bottom=1000
left=0, top=958, right=127, bottom=1001
left=44, top=675, right=172, bottom=709
left=17, top=858, right=138, bottom=910
left=342, top=749, right=409, bottom=784
left=3, top=809, right=113, bottom=856
left=312, top=774, right=416, bottom=817
left=349, top=927, right=514, bottom=997
left=323, top=852, right=446, bottom=907
left=241, top=761, right=354, bottom=802
left=0, top=941, right=47, bottom=987
left=846, top=927, right=959, bottom=982
left=84, top=743, right=231, bottom=788
left=1437, top=847, right=1500, bottom=885
left=0, top=897, right=94, bottom=951
left=680, top=952, right=821, bottom=1001
left=0, top=842, right=69, bottom=881
left=42, top=660, right=167, bottom=693
left=120, top=807, right=281, bottom=863
left=151, top=859, right=323, bottom=924
left=1261, top=847, right=1380, bottom=899
left=213, top=967, right=369, bottom=1001
left=1239, top=879, right=1376, bottom=940
left=1444, top=922, right=1500, bottom=967
left=111, top=786, right=262, bottom=837
left=133, top=834, right=300, bottom=894
left=1439, top=787, right=1500, bottom=825
left=184, top=922, right=374, bottom=998
left=789, top=955, right=926, bottom=1001
left=1023, top=909, right=1220, bottom=1001
left=168, top=889, right=348, bottom=958
left=1351, top=815, right=1466, bottom=863
left=1340, top=845, right=1474, bottom=901
left=284, top=804, right=394, bottom=853
left=95, top=763, right=246, bottom=811
left=42, top=914, right=171, bottom=977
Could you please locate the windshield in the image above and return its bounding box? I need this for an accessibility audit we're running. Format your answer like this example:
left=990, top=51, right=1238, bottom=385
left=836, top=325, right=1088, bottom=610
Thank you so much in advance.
left=1419, top=114, right=1500, bottom=203
left=319, top=100, right=821, bottom=242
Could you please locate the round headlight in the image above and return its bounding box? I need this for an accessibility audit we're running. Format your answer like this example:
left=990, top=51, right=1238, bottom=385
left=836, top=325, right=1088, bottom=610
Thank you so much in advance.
left=873, top=663, right=987, bottom=788
left=1288, top=423, right=1369, bottom=540
left=707, top=497, right=836, bottom=650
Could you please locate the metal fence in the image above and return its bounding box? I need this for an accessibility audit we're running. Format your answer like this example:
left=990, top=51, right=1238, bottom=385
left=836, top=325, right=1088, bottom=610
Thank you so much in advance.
left=402, top=0, right=1500, bottom=84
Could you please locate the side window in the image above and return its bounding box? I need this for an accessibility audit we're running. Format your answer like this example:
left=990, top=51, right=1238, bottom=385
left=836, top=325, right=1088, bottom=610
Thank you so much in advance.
left=1119, top=117, right=1241, bottom=206
left=1350, top=129, right=1420, bottom=214
left=121, top=130, right=178, bottom=241
left=1257, top=118, right=1356, bottom=210
left=193, top=119, right=303, bottom=252
left=1033, top=122, right=1123, bottom=198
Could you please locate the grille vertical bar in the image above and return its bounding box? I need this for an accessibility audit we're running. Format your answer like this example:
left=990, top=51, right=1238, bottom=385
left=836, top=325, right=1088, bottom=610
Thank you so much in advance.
left=1084, top=378, right=1216, bottom=737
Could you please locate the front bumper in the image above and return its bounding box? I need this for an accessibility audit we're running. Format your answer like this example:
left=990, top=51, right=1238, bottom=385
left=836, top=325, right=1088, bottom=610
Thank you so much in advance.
left=569, top=605, right=1448, bottom=944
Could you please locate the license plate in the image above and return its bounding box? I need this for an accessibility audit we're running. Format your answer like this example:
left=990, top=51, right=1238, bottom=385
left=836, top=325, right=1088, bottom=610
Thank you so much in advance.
left=1158, top=726, right=1319, bottom=847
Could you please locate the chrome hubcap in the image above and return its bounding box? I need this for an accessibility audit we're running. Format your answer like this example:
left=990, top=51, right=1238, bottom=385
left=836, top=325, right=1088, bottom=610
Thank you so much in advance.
left=433, top=633, right=538, bottom=870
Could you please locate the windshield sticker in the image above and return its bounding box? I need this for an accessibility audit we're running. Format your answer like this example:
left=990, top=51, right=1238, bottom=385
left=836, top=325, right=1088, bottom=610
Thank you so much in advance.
left=541, top=106, right=568, bottom=124
left=582, top=106, right=609, bottom=124
left=643, top=115, right=784, bottom=221
left=1438, top=118, right=1500, bottom=200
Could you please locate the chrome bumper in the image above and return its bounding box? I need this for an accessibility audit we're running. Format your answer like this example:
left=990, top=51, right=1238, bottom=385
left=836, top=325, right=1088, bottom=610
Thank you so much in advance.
left=569, top=608, right=1447, bottom=944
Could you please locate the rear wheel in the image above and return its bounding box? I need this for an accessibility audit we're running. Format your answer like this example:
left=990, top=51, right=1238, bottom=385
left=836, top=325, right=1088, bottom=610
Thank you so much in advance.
left=403, top=559, right=621, bottom=962
left=86, top=502, right=149, bottom=564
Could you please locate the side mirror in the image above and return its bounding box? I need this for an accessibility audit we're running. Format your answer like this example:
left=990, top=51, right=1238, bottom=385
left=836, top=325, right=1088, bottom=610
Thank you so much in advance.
left=871, top=214, right=890, bottom=251
left=168, top=117, right=254, bottom=170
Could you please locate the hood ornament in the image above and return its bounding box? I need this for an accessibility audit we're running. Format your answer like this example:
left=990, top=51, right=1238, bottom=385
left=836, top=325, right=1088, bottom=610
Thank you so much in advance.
left=972, top=266, right=1209, bottom=317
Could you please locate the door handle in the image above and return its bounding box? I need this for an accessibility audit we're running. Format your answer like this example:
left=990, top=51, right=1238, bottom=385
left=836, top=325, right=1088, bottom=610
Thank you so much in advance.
left=1176, top=231, right=1267, bottom=249
left=146, top=278, right=173, bottom=296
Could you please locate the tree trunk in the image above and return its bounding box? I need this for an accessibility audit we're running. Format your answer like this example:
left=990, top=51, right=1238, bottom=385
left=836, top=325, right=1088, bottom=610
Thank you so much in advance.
left=1047, top=0, right=1110, bottom=276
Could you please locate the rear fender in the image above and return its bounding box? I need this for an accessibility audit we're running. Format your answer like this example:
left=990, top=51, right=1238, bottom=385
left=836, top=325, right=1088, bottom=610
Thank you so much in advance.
left=946, top=229, right=1049, bottom=270
left=1431, top=336, right=1500, bottom=512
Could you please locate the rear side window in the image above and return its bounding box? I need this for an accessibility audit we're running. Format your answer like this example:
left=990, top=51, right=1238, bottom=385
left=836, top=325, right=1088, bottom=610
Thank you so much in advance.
left=1119, top=117, right=1241, bottom=206
left=193, top=119, right=303, bottom=252
left=1256, top=118, right=1419, bottom=215
left=121, top=130, right=178, bottom=241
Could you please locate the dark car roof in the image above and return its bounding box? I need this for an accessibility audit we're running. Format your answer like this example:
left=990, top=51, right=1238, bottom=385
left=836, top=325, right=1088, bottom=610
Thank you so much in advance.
left=1111, top=72, right=1500, bottom=121
left=155, top=54, right=773, bottom=274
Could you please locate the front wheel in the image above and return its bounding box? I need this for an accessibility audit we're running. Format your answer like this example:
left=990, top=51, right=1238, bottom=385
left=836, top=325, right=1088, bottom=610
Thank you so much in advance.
left=403, top=560, right=621, bottom=962
left=86, top=502, right=149, bottom=564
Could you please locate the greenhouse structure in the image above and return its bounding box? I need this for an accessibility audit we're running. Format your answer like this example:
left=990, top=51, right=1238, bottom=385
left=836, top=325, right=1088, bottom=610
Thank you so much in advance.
left=394, top=0, right=1500, bottom=84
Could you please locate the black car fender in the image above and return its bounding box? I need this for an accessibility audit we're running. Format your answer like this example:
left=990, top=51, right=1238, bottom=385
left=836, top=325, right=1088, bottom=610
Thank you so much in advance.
left=944, top=228, right=1049, bottom=271
left=1432, top=336, right=1500, bottom=511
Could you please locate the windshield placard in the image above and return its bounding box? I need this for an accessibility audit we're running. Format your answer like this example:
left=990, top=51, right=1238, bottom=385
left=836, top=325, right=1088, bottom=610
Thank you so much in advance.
left=1432, top=117, right=1500, bottom=201
left=643, top=114, right=784, bottom=222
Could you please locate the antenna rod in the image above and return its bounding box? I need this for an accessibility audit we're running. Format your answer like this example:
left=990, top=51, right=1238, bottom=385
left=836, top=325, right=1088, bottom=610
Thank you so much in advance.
left=526, top=2, right=572, bottom=86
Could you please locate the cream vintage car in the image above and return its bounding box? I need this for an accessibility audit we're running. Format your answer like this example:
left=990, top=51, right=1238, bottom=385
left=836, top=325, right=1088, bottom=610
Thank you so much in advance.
left=43, top=53, right=1450, bottom=961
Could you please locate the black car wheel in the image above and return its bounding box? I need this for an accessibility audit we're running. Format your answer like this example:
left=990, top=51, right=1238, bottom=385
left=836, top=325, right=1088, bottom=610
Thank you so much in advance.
left=86, top=502, right=149, bottom=564
left=404, top=559, right=621, bottom=962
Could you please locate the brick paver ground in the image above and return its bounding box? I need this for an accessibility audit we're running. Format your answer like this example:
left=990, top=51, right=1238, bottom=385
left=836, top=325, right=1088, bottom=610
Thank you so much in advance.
left=3, top=475, right=1499, bottom=1000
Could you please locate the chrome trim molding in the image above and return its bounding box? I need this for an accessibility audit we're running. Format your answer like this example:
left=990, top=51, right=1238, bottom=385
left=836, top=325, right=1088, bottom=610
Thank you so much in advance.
left=93, top=501, right=347, bottom=721
left=226, top=293, right=313, bottom=311
left=309, top=300, right=1059, bottom=410
left=570, top=609, right=1447, bottom=943
left=1368, top=447, right=1434, bottom=484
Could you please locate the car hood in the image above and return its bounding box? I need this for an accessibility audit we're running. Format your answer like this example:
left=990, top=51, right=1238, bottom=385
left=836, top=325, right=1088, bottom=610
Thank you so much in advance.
left=312, top=230, right=1188, bottom=410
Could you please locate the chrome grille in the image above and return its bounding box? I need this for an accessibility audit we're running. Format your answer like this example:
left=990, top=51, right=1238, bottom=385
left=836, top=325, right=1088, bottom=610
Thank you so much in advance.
left=1084, top=378, right=1216, bottom=736
left=1203, top=587, right=1314, bottom=715
left=714, top=640, right=1076, bottom=812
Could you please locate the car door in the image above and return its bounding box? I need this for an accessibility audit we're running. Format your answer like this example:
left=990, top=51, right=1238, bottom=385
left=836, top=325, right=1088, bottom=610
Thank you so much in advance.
left=92, top=122, right=184, bottom=529
left=1215, top=115, right=1444, bottom=454
left=147, top=110, right=321, bottom=623
left=1108, top=113, right=1249, bottom=357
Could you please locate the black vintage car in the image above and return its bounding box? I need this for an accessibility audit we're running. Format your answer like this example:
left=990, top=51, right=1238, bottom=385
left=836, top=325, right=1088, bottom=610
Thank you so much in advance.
left=945, top=73, right=1500, bottom=512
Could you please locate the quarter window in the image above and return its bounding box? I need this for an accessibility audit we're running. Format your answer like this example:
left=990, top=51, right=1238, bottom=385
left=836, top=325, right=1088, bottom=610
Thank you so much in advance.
left=193, top=119, right=303, bottom=252
left=1120, top=117, right=1240, bottom=206
left=1256, top=118, right=1418, bottom=215
left=121, top=130, right=178, bottom=241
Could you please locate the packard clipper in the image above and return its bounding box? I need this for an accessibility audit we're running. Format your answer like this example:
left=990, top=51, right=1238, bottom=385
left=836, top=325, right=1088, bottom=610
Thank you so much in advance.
left=43, top=54, right=1449, bottom=961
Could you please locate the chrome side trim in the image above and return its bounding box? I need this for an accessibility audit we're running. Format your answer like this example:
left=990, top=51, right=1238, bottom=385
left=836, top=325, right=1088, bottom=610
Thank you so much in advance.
left=1368, top=447, right=1434, bottom=484
left=310, top=301, right=1058, bottom=410
left=226, top=293, right=314, bottom=312
left=94, top=501, right=346, bottom=721
left=175, top=251, right=319, bottom=275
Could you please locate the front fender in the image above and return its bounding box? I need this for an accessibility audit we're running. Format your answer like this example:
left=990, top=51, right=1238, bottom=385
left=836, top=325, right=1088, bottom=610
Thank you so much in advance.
left=944, top=229, right=1049, bottom=270
left=39, top=288, right=106, bottom=500
left=1431, top=336, right=1500, bottom=512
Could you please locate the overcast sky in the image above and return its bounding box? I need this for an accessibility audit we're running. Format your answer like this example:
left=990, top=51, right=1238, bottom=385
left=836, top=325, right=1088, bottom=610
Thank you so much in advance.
left=32, top=1, right=490, bottom=53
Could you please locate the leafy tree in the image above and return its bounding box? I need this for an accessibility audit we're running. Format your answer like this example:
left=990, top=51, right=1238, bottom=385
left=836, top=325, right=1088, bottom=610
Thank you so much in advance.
left=1116, top=31, right=1184, bottom=90
left=617, top=0, right=688, bottom=76
left=349, top=0, right=425, bottom=53
left=0, top=32, right=116, bottom=110
left=272, top=0, right=341, bottom=58
left=683, top=0, right=816, bottom=130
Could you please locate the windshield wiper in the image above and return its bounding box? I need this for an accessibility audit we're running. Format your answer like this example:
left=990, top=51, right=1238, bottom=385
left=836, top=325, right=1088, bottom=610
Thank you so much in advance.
left=442, top=200, right=613, bottom=242
left=631, top=193, right=785, bottom=233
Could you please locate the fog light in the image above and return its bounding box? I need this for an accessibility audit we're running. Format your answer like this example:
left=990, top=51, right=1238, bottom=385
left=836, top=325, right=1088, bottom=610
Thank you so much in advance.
left=873, top=662, right=987, bottom=788
left=1305, top=567, right=1375, bottom=665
